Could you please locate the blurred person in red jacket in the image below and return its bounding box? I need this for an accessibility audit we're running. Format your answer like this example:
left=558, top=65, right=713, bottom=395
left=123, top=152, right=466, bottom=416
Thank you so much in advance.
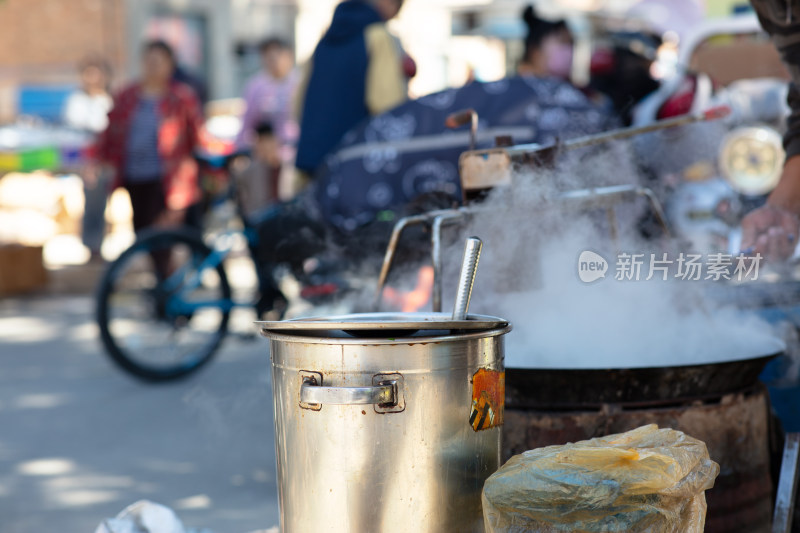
left=92, top=40, right=203, bottom=234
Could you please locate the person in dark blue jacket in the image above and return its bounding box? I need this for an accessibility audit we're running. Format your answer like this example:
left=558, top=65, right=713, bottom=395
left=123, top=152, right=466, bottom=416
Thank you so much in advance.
left=294, top=0, right=407, bottom=181
left=252, top=0, right=412, bottom=316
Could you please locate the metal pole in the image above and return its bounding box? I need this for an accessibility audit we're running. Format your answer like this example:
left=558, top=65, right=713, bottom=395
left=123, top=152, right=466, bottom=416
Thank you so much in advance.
left=431, top=215, right=445, bottom=313
left=606, top=208, right=619, bottom=247
left=430, top=211, right=466, bottom=312
left=373, top=215, right=425, bottom=310
left=773, top=433, right=800, bottom=533
left=373, top=209, right=464, bottom=311
left=505, top=106, right=730, bottom=158
left=463, top=106, right=731, bottom=163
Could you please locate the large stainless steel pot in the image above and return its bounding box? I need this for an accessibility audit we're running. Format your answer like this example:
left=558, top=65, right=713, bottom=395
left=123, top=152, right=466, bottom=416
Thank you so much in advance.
left=260, top=312, right=511, bottom=533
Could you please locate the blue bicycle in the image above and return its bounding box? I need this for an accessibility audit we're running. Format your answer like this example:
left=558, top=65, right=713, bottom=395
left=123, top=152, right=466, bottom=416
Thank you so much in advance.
left=96, top=155, right=452, bottom=382
left=96, top=220, right=259, bottom=382
left=95, top=152, right=287, bottom=381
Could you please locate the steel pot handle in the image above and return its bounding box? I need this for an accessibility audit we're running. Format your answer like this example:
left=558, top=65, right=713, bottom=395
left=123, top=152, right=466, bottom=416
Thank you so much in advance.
left=300, top=379, right=396, bottom=406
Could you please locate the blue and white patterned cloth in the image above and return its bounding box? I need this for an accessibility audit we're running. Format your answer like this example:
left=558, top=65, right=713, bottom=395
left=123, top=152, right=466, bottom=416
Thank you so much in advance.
left=313, top=76, right=617, bottom=233
left=124, top=96, right=163, bottom=183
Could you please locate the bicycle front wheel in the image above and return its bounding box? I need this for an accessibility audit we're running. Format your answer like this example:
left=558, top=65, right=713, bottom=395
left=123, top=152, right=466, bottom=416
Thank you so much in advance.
left=97, top=228, right=232, bottom=382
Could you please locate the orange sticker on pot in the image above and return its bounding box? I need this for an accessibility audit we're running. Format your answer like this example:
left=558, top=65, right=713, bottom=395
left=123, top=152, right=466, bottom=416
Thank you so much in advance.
left=470, top=368, right=504, bottom=431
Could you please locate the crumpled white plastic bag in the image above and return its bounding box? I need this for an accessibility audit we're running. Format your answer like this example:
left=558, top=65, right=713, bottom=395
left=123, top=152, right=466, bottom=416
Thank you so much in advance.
left=94, top=500, right=186, bottom=533
left=93, top=499, right=280, bottom=533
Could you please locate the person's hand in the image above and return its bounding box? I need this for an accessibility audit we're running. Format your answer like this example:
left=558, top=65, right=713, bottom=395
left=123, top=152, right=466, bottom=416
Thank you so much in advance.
left=155, top=208, right=187, bottom=228
left=81, top=162, right=101, bottom=188
left=740, top=204, right=800, bottom=261
left=228, top=154, right=251, bottom=174
left=82, top=162, right=113, bottom=189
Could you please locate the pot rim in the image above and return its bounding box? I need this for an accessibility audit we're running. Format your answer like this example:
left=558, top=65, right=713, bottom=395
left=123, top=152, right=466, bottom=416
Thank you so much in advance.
left=260, top=323, right=512, bottom=345
left=257, top=312, right=507, bottom=333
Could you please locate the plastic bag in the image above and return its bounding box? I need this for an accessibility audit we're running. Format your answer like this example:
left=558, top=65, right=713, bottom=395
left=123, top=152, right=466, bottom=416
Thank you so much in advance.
left=482, top=424, right=720, bottom=533
left=93, top=500, right=187, bottom=533
left=93, top=499, right=280, bottom=533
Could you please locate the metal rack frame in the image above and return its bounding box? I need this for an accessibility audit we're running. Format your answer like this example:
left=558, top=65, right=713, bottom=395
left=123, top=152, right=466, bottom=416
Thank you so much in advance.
left=374, top=184, right=671, bottom=311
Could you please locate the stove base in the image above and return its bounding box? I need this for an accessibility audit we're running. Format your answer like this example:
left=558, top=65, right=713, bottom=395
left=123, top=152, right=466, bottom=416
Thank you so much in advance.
left=503, top=386, right=773, bottom=533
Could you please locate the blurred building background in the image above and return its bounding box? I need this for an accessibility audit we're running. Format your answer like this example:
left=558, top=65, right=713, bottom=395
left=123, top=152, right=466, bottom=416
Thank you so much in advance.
left=0, top=0, right=758, bottom=122
left=0, top=0, right=764, bottom=291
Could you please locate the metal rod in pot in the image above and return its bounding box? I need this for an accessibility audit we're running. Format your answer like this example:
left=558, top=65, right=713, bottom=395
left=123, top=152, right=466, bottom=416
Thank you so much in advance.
left=465, top=105, right=731, bottom=162
left=453, top=237, right=483, bottom=320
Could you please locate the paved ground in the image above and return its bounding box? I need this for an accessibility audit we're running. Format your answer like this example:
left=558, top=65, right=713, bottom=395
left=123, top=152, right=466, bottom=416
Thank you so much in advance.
left=0, top=294, right=280, bottom=533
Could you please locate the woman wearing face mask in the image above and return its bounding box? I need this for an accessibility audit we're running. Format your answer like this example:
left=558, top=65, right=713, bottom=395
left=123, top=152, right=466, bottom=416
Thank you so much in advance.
left=518, top=6, right=573, bottom=81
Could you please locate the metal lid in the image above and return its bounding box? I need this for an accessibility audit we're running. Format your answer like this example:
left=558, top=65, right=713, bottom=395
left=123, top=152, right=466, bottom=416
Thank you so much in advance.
left=258, top=312, right=508, bottom=338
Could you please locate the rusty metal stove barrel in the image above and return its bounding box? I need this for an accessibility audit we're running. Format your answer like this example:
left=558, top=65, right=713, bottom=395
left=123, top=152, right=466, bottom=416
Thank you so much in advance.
left=502, top=346, right=784, bottom=533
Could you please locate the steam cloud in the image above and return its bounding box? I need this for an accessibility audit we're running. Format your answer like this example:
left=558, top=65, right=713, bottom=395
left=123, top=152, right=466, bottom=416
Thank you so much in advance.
left=438, top=140, right=783, bottom=369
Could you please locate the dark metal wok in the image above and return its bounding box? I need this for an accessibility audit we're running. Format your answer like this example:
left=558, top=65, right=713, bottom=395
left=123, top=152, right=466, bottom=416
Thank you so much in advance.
left=506, top=352, right=781, bottom=410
